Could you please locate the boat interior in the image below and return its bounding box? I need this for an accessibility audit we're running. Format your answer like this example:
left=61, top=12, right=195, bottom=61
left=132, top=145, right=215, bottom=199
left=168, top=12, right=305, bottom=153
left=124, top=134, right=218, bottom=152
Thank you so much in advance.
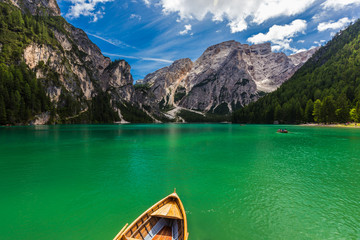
left=120, top=198, right=185, bottom=240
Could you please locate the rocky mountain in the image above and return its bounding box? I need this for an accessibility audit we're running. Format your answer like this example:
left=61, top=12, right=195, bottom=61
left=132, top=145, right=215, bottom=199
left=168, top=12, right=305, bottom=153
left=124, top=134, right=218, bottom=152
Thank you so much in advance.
left=0, top=0, right=152, bottom=125
left=137, top=41, right=318, bottom=115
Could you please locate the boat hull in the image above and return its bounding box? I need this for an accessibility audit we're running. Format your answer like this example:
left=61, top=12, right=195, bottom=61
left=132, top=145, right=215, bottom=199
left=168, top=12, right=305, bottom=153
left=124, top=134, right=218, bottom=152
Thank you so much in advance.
left=114, top=192, right=188, bottom=240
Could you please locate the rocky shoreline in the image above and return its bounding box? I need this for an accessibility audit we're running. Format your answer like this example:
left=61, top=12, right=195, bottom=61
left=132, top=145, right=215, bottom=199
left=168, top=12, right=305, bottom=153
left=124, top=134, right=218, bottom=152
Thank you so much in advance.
left=299, top=123, right=360, bottom=128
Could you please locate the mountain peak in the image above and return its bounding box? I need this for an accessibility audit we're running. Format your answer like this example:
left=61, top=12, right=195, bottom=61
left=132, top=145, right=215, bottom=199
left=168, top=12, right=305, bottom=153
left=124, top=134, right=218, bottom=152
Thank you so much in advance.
left=205, top=40, right=272, bottom=55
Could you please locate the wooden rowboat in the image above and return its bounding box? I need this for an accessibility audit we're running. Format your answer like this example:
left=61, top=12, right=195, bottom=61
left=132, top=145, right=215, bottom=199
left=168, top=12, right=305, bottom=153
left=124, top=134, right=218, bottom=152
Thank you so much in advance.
left=113, top=191, right=188, bottom=240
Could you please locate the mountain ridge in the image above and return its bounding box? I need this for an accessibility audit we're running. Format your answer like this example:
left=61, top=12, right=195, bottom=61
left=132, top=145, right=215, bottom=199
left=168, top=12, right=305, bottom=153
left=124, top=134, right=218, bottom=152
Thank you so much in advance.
left=137, top=40, right=318, bottom=115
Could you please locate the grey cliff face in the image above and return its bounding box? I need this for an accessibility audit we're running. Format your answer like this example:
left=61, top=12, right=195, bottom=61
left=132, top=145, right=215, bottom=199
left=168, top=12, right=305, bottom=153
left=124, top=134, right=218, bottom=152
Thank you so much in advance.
left=101, top=60, right=134, bottom=102
left=68, top=26, right=111, bottom=75
left=138, top=58, right=193, bottom=107
left=23, top=26, right=112, bottom=102
left=180, top=44, right=259, bottom=113
left=288, top=47, right=320, bottom=66
left=139, top=40, right=318, bottom=114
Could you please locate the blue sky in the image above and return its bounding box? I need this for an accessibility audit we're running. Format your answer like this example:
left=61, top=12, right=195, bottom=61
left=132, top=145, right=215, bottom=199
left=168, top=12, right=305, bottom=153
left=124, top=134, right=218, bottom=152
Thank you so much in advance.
left=57, top=0, right=360, bottom=81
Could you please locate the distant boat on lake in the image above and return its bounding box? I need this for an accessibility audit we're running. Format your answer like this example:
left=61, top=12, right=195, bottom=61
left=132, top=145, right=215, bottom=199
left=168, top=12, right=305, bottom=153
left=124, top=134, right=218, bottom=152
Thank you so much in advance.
left=277, top=129, right=288, bottom=133
left=113, top=191, right=188, bottom=240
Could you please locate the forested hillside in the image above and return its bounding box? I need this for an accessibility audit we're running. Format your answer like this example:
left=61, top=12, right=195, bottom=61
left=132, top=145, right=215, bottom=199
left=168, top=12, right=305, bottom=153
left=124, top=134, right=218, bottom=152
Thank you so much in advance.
left=0, top=3, right=53, bottom=124
left=233, top=19, right=360, bottom=124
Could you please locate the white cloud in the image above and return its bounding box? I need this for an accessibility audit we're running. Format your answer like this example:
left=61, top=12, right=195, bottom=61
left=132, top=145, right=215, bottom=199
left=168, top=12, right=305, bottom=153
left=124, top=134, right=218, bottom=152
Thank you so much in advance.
left=270, top=39, right=297, bottom=52
left=317, top=17, right=354, bottom=32
left=313, top=40, right=326, bottom=46
left=130, top=14, right=142, bottom=21
left=271, top=45, right=282, bottom=52
left=253, top=0, right=314, bottom=24
left=158, top=0, right=315, bottom=33
left=294, top=48, right=308, bottom=54
left=297, top=40, right=305, bottom=43
left=65, top=0, right=113, bottom=22
left=103, top=52, right=173, bottom=63
left=247, top=19, right=307, bottom=52
left=179, top=24, right=192, bottom=35
left=142, top=57, right=173, bottom=63
left=322, top=0, right=360, bottom=9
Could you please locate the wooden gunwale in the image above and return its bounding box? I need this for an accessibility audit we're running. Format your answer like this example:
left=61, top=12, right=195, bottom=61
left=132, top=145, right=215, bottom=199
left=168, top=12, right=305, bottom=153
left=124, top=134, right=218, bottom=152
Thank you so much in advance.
left=113, top=224, right=128, bottom=240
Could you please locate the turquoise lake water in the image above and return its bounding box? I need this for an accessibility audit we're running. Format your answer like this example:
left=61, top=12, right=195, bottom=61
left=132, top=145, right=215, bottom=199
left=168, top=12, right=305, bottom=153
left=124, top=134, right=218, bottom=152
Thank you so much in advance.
left=0, top=124, right=359, bottom=239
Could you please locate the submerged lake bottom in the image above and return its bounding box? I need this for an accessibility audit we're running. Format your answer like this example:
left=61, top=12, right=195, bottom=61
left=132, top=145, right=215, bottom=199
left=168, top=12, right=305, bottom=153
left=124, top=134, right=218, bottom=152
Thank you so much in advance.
left=0, top=124, right=359, bottom=239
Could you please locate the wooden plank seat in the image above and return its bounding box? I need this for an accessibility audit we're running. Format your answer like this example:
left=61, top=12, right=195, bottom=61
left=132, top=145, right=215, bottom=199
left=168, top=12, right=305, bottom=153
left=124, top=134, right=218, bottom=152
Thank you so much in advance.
left=153, top=226, right=172, bottom=240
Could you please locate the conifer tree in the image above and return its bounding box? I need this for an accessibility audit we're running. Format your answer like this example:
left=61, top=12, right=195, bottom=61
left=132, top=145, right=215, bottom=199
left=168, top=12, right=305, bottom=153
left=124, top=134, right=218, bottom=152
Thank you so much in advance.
left=305, top=99, right=314, bottom=122
left=335, top=93, right=350, bottom=123
left=350, top=102, right=360, bottom=122
left=321, top=96, right=336, bottom=123
left=0, top=97, right=6, bottom=124
left=313, top=99, right=322, bottom=123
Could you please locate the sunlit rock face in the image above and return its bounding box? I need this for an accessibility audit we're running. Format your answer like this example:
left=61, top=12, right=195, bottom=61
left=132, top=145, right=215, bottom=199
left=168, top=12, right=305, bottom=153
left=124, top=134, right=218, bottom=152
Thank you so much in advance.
left=137, top=58, right=193, bottom=106
left=22, top=26, right=131, bottom=102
